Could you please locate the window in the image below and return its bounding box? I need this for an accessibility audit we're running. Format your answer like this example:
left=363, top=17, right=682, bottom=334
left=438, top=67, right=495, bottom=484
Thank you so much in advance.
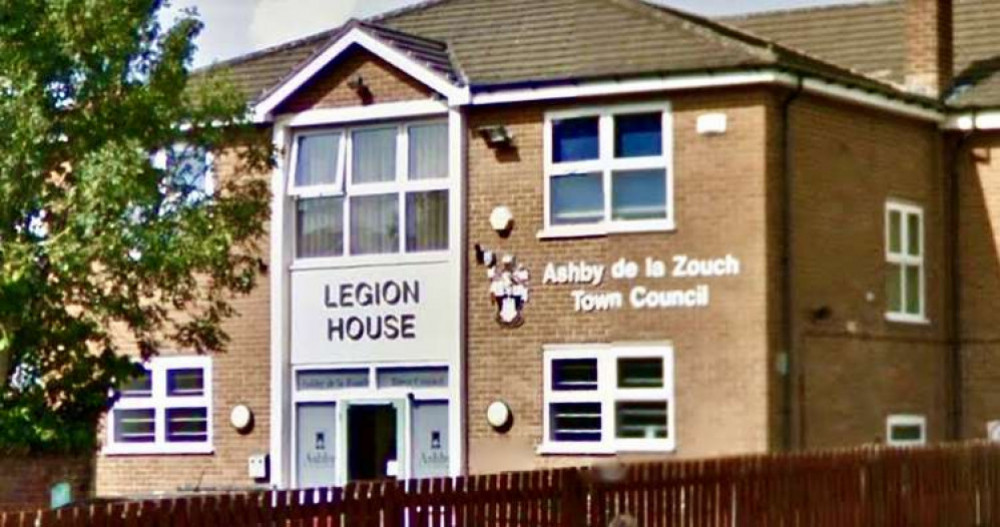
left=152, top=143, right=216, bottom=202
left=290, top=121, right=449, bottom=259
left=542, top=344, right=674, bottom=454
left=544, top=104, right=672, bottom=237
left=885, top=201, right=925, bottom=323
left=886, top=414, right=926, bottom=447
left=105, top=356, right=212, bottom=455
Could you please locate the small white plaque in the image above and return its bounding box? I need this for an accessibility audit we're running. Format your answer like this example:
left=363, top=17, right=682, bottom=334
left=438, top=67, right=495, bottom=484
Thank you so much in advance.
left=697, top=113, right=727, bottom=135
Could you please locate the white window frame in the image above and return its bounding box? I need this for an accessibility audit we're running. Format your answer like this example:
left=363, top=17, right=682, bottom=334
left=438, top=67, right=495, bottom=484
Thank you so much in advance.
left=152, top=143, right=216, bottom=197
left=886, top=414, right=926, bottom=447
left=885, top=200, right=927, bottom=324
left=104, top=355, right=213, bottom=456
left=539, top=343, right=675, bottom=455
left=541, top=102, right=674, bottom=239
left=290, top=119, right=450, bottom=261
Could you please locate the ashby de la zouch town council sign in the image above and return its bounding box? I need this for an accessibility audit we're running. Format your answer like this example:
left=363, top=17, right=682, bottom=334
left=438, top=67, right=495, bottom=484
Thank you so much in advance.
left=542, top=254, right=742, bottom=312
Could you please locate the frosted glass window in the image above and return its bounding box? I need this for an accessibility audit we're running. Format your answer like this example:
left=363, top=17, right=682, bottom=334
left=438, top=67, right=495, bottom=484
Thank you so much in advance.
left=611, top=169, right=667, bottom=221
left=551, top=173, right=603, bottom=225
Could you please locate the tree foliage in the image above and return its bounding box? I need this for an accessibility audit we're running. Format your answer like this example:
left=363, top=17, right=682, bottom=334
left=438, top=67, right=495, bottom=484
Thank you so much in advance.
left=0, top=0, right=272, bottom=453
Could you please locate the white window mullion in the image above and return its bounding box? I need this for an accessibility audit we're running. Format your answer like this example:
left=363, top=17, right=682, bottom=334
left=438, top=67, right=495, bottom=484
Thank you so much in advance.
left=600, top=114, right=614, bottom=225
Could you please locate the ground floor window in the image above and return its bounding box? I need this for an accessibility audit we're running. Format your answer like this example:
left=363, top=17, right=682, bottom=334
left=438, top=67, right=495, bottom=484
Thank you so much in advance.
left=886, top=414, right=926, bottom=447
left=541, top=343, right=675, bottom=454
left=104, top=355, right=212, bottom=455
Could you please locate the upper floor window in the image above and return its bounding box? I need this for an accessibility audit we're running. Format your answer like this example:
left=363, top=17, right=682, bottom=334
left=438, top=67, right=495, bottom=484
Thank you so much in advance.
left=885, top=201, right=925, bottom=323
left=291, top=121, right=449, bottom=259
left=105, top=356, right=212, bottom=455
left=541, top=344, right=675, bottom=454
left=153, top=144, right=215, bottom=203
left=543, top=104, right=673, bottom=237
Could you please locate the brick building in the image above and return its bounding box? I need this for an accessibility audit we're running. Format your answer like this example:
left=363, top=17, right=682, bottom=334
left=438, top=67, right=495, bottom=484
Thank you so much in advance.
left=94, top=0, right=1000, bottom=495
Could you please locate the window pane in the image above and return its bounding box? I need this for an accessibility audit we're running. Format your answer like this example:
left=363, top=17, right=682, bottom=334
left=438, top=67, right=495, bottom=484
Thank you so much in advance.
left=552, top=359, right=598, bottom=391
left=552, top=117, right=599, bottom=163
left=120, top=369, right=151, bottom=398
left=352, top=128, right=397, bottom=184
left=166, top=407, right=208, bottom=443
left=295, top=133, right=340, bottom=187
left=350, top=194, right=399, bottom=255
left=888, top=209, right=902, bottom=254
left=617, top=358, right=663, bottom=388
left=887, top=263, right=903, bottom=313
left=907, top=213, right=921, bottom=256
left=615, top=113, right=662, bottom=158
left=409, top=123, right=448, bottom=180
left=168, top=145, right=212, bottom=198
left=890, top=424, right=923, bottom=442
left=114, top=409, right=155, bottom=443
left=296, top=197, right=344, bottom=258
left=411, top=401, right=449, bottom=479
left=406, top=191, right=449, bottom=252
left=297, top=403, right=337, bottom=488
left=615, top=401, right=668, bottom=439
left=611, top=169, right=667, bottom=221
left=167, top=368, right=205, bottom=397
left=550, top=402, right=601, bottom=442
left=905, top=264, right=922, bottom=315
left=551, top=173, right=603, bottom=225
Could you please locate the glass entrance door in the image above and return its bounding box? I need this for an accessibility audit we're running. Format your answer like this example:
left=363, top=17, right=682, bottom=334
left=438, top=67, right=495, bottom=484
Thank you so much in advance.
left=345, top=400, right=406, bottom=481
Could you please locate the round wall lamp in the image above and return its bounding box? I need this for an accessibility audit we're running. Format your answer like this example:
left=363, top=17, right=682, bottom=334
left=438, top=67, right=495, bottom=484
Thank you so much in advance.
left=230, top=404, right=255, bottom=434
left=486, top=400, right=513, bottom=432
left=489, top=206, right=514, bottom=234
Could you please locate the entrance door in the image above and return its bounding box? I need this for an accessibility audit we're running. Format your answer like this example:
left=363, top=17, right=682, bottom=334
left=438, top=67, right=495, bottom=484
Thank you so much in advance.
left=347, top=402, right=405, bottom=481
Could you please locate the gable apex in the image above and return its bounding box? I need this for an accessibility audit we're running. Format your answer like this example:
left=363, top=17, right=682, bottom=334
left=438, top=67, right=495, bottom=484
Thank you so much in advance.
left=253, top=20, right=467, bottom=122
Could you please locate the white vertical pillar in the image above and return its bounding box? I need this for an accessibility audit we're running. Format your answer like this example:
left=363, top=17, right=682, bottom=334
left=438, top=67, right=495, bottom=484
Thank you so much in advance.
left=269, top=118, right=293, bottom=488
left=448, top=106, right=467, bottom=477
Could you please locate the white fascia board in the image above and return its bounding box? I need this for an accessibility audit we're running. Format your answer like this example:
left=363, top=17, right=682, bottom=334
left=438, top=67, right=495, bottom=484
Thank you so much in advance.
left=254, top=27, right=466, bottom=123
left=943, top=111, right=1000, bottom=131
left=469, top=71, right=796, bottom=105
left=469, top=71, right=943, bottom=123
left=800, top=78, right=943, bottom=122
left=284, top=100, right=448, bottom=128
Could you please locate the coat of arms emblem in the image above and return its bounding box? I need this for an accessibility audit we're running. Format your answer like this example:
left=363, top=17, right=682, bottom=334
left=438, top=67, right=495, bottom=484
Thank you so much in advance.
left=476, top=245, right=530, bottom=327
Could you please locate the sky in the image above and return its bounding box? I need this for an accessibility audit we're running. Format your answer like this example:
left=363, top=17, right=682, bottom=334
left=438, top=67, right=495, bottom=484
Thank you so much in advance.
left=161, top=0, right=871, bottom=68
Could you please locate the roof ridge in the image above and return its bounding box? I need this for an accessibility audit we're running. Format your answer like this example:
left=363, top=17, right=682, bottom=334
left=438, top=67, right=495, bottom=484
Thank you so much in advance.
left=357, top=20, right=449, bottom=50
left=722, top=0, right=898, bottom=22
left=192, top=27, right=338, bottom=75
left=368, top=0, right=461, bottom=23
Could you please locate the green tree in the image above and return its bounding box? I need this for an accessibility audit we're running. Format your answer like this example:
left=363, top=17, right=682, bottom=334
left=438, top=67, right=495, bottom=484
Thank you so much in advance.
left=0, top=0, right=272, bottom=453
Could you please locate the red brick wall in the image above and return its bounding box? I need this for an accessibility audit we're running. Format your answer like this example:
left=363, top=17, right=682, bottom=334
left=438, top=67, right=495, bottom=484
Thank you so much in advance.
left=277, top=48, right=434, bottom=113
left=0, top=456, right=92, bottom=512
left=94, top=150, right=272, bottom=496
left=787, top=95, right=949, bottom=448
left=465, top=89, right=776, bottom=472
left=957, top=133, right=1000, bottom=440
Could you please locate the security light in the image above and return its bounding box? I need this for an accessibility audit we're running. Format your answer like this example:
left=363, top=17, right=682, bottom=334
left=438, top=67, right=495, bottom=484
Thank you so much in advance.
left=477, top=125, right=514, bottom=148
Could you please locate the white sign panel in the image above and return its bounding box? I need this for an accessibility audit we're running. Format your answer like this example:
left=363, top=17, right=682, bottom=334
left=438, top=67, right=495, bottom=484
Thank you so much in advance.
left=291, top=264, right=457, bottom=364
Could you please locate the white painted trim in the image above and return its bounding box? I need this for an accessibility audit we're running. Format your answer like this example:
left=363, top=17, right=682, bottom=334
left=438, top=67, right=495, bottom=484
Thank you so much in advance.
left=254, top=27, right=465, bottom=122
left=886, top=414, right=927, bottom=447
left=944, top=111, right=1000, bottom=131
left=269, top=119, right=294, bottom=488
left=283, top=100, right=449, bottom=128
left=542, top=102, right=674, bottom=237
left=103, top=355, right=213, bottom=456
left=470, top=71, right=942, bottom=123
left=885, top=200, right=926, bottom=324
left=448, top=106, right=466, bottom=478
left=539, top=343, right=676, bottom=455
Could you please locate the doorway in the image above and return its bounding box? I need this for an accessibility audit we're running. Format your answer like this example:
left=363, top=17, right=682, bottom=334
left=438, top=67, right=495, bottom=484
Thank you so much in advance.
left=347, top=403, right=398, bottom=481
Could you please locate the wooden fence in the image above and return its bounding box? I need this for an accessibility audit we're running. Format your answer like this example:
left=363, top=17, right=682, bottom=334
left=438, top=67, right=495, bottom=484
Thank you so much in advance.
left=4, top=442, right=1000, bottom=526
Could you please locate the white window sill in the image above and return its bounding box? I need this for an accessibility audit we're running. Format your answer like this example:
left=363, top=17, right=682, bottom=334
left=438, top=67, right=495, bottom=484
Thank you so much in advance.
left=290, top=251, right=451, bottom=271
left=102, top=443, right=215, bottom=456
left=885, top=312, right=931, bottom=325
left=536, top=441, right=676, bottom=456
left=537, top=219, right=676, bottom=240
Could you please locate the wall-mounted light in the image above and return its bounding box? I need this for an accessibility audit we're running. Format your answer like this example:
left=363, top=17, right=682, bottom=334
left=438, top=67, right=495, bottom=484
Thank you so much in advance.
left=230, top=404, right=254, bottom=434
left=489, top=206, right=514, bottom=234
left=347, top=75, right=372, bottom=102
left=477, top=125, right=514, bottom=148
left=486, top=400, right=513, bottom=431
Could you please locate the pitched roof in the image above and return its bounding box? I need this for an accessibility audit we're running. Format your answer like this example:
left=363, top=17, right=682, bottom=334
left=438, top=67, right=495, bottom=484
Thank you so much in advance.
left=198, top=0, right=939, bottom=109
left=726, top=0, right=1000, bottom=108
